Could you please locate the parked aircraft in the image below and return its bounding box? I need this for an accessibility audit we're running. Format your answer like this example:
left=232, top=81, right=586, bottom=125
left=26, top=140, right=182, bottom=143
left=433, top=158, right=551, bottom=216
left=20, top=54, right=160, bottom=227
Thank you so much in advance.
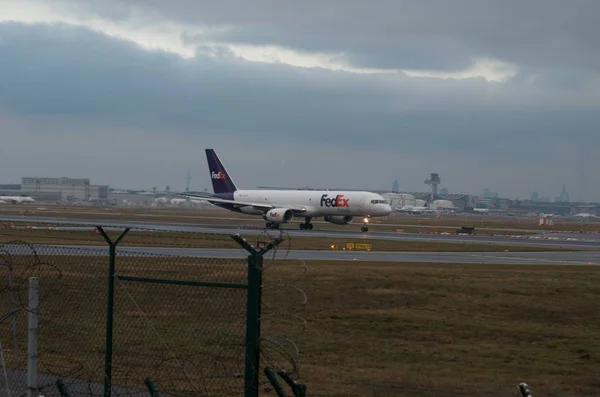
left=572, top=213, right=597, bottom=218
left=396, top=205, right=433, bottom=214
left=180, top=149, right=392, bottom=231
left=0, top=195, right=35, bottom=204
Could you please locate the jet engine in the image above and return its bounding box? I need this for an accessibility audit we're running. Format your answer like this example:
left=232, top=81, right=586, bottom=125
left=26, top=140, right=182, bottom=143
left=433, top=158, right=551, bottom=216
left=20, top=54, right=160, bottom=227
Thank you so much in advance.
left=264, top=208, right=294, bottom=223
left=324, top=215, right=354, bottom=225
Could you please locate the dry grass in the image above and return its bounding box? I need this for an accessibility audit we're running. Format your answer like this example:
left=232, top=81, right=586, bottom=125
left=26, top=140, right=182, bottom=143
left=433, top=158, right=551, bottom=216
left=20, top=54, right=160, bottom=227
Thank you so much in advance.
left=0, top=228, right=572, bottom=252
left=271, top=261, right=600, bottom=396
left=3, top=204, right=600, bottom=233
left=1, top=248, right=598, bottom=396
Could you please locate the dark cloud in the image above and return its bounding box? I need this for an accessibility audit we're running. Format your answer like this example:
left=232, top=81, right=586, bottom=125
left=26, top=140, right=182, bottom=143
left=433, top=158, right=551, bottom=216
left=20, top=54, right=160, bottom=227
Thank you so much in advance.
left=0, top=21, right=599, bottom=200
left=67, top=0, right=600, bottom=73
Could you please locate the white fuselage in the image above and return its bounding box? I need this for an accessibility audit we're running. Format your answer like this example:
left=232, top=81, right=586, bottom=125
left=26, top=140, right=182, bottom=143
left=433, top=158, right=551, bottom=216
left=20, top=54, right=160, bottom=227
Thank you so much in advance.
left=397, top=205, right=431, bottom=213
left=232, top=190, right=392, bottom=218
left=0, top=195, right=35, bottom=204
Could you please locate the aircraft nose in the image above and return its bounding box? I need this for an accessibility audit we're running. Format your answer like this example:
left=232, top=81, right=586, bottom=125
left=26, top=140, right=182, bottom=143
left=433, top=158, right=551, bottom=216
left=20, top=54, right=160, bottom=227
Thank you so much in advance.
left=378, top=204, right=392, bottom=215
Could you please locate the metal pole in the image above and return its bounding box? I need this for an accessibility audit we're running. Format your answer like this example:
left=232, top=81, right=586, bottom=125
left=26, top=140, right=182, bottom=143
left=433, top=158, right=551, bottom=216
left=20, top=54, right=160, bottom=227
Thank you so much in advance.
left=27, top=277, right=39, bottom=397
left=244, top=253, right=263, bottom=397
left=56, top=379, right=71, bottom=397
left=277, top=370, right=307, bottom=397
left=144, top=377, right=160, bottom=397
left=0, top=260, right=19, bottom=354
left=264, top=368, right=287, bottom=397
left=0, top=342, right=13, bottom=397
left=97, top=227, right=130, bottom=397
left=7, top=272, right=18, bottom=354
left=104, top=243, right=116, bottom=397
left=231, top=234, right=282, bottom=397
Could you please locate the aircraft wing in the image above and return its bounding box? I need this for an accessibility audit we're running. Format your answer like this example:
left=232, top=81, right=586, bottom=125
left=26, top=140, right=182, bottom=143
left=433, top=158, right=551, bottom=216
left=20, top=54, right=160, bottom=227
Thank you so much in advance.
left=177, top=193, right=307, bottom=212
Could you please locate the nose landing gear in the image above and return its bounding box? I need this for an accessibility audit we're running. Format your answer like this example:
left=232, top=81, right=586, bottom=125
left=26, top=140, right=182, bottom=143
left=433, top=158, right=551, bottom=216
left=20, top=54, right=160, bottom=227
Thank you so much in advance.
left=361, top=216, right=370, bottom=232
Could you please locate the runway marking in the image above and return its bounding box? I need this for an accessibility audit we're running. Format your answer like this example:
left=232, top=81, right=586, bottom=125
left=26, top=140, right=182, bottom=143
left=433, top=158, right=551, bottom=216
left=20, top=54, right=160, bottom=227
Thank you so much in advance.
left=463, top=253, right=599, bottom=266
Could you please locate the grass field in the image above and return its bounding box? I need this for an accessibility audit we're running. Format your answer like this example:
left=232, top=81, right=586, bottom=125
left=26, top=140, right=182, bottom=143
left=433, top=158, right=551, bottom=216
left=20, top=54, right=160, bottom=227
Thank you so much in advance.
left=0, top=228, right=574, bottom=252
left=286, top=261, right=600, bottom=396
left=0, top=249, right=598, bottom=396
left=3, top=203, right=600, bottom=233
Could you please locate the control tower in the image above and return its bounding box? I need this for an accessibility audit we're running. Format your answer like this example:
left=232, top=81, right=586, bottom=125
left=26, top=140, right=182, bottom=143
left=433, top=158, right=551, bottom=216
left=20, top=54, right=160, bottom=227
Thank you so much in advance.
left=425, top=173, right=441, bottom=201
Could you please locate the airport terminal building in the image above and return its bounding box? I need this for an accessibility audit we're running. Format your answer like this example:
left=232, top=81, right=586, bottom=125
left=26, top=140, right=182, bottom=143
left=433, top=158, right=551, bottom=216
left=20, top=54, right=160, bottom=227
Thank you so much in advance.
left=20, top=177, right=109, bottom=202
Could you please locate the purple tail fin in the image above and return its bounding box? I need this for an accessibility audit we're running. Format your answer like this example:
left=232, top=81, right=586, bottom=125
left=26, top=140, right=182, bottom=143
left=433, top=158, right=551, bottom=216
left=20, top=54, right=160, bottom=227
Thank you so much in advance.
left=206, top=149, right=237, bottom=194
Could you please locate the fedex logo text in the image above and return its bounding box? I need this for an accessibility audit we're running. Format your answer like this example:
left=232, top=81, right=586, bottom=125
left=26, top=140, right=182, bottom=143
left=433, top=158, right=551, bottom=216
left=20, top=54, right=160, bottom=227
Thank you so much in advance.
left=211, top=171, right=226, bottom=180
left=320, top=194, right=349, bottom=208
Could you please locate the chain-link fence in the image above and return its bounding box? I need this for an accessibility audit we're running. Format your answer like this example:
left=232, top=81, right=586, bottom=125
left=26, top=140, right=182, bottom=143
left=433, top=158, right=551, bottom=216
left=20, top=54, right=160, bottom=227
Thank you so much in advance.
left=0, top=226, right=307, bottom=397
left=2, top=220, right=594, bottom=396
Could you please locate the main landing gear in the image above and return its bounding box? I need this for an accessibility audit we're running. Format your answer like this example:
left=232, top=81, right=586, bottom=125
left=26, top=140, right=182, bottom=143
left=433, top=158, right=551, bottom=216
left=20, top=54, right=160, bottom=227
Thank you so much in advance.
left=265, top=222, right=280, bottom=229
left=299, top=217, right=313, bottom=230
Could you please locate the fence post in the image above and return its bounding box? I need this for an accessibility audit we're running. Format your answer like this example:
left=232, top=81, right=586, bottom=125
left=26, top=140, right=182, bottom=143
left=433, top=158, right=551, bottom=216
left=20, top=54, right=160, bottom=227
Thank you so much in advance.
left=144, top=377, right=160, bottom=397
left=0, top=260, right=19, bottom=353
left=55, top=379, right=71, bottom=397
left=231, top=234, right=282, bottom=397
left=246, top=251, right=262, bottom=396
left=97, top=227, right=130, bottom=397
left=27, top=277, right=39, bottom=397
left=0, top=343, right=12, bottom=397
left=8, top=271, right=18, bottom=354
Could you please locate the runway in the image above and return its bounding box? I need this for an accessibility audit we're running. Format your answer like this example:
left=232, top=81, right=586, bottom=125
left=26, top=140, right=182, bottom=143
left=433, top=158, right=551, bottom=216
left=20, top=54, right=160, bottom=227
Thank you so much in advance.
left=2, top=244, right=600, bottom=265
left=2, top=215, right=600, bottom=250
left=0, top=211, right=580, bottom=233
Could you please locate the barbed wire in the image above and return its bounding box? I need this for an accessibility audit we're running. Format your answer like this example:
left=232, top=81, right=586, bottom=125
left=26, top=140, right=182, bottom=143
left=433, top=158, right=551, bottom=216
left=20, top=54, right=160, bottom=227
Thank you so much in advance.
left=252, top=228, right=311, bottom=395
left=0, top=225, right=307, bottom=397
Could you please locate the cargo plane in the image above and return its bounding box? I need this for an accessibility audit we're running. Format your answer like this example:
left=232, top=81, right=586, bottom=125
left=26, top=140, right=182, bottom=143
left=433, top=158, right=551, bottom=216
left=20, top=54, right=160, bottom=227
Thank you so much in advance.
left=180, top=149, right=392, bottom=232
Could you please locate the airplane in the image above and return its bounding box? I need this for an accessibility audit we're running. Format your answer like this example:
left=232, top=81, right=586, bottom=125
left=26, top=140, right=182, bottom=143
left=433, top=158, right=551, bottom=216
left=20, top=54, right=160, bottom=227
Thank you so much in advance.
left=396, top=205, right=433, bottom=214
left=153, top=196, right=208, bottom=206
left=179, top=149, right=393, bottom=232
left=0, top=195, right=36, bottom=204
left=572, top=212, right=597, bottom=219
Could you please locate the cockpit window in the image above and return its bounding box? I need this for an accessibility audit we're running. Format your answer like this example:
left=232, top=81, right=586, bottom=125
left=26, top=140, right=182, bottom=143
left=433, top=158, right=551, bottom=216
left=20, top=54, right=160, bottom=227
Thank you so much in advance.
left=370, top=200, right=388, bottom=204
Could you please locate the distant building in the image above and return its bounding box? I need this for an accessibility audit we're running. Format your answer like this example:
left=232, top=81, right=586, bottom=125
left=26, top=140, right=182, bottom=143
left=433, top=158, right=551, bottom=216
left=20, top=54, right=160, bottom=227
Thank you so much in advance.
left=392, top=180, right=399, bottom=193
left=431, top=199, right=455, bottom=210
left=571, top=204, right=598, bottom=216
left=21, top=177, right=109, bottom=201
left=483, top=188, right=499, bottom=199
left=495, top=198, right=512, bottom=210
left=510, top=200, right=574, bottom=216
left=475, top=197, right=496, bottom=209
left=382, top=192, right=416, bottom=208
left=530, top=192, right=551, bottom=202
left=0, top=184, right=21, bottom=190
left=402, top=192, right=474, bottom=211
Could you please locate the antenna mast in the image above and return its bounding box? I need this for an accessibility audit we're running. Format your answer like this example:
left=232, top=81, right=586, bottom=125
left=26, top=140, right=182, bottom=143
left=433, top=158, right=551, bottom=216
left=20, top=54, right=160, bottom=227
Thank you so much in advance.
left=185, top=168, right=192, bottom=192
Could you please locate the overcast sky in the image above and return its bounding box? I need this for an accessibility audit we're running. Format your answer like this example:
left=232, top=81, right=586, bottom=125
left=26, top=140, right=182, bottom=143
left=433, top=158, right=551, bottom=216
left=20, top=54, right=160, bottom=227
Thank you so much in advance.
left=1, top=0, right=599, bottom=201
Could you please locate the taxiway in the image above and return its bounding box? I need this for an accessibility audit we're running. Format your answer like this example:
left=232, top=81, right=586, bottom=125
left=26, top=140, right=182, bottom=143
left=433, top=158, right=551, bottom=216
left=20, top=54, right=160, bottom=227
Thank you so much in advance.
left=2, top=215, right=599, bottom=250
left=1, top=244, right=599, bottom=265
